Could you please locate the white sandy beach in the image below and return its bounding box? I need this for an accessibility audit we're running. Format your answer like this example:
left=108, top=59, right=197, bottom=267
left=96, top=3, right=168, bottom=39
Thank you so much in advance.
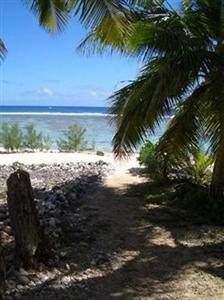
left=0, top=151, right=144, bottom=188
left=0, top=151, right=137, bottom=166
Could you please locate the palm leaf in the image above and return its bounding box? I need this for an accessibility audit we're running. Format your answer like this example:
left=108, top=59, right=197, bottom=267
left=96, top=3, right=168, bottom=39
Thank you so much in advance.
left=128, top=11, right=210, bottom=60
left=156, top=84, right=209, bottom=158
left=77, top=14, right=129, bottom=55
left=77, top=1, right=211, bottom=60
left=23, top=0, right=69, bottom=32
left=0, top=39, right=7, bottom=62
left=110, top=44, right=212, bottom=157
left=203, top=75, right=224, bottom=155
left=67, top=0, right=128, bottom=29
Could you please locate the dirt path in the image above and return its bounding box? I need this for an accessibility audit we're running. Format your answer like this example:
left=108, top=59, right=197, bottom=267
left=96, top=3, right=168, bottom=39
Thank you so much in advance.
left=73, top=166, right=224, bottom=300
left=91, top=164, right=224, bottom=299
left=18, top=162, right=224, bottom=300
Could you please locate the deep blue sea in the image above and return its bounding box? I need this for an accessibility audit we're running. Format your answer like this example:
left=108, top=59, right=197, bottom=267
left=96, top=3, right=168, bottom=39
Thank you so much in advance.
left=0, top=106, right=109, bottom=115
left=0, top=106, right=165, bottom=151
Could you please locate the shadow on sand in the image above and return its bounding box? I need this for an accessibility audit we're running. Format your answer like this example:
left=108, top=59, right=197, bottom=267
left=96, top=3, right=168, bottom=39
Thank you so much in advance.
left=2, top=176, right=224, bottom=300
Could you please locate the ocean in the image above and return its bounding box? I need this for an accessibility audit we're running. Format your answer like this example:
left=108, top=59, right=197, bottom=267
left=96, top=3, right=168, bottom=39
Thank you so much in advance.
left=0, top=106, right=165, bottom=151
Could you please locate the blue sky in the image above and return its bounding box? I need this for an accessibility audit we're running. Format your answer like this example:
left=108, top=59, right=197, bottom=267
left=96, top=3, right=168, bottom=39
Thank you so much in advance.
left=0, top=0, right=140, bottom=106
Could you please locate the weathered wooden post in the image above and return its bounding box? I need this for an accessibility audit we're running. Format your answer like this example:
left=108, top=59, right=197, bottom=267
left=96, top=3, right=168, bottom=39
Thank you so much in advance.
left=7, top=169, right=44, bottom=269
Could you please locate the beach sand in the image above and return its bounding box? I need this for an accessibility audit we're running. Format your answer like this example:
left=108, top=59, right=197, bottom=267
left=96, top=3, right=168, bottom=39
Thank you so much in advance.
left=0, top=151, right=145, bottom=188
left=0, top=151, right=138, bottom=168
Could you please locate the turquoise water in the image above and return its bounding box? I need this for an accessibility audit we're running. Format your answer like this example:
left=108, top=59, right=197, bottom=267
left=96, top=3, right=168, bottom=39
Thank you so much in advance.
left=0, top=106, right=167, bottom=151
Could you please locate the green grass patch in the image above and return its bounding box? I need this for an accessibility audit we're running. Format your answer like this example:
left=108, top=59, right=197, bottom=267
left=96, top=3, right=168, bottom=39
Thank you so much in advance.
left=146, top=190, right=176, bottom=205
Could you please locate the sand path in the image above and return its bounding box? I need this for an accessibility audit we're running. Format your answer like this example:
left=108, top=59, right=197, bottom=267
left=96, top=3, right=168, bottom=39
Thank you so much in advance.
left=2, top=153, right=224, bottom=299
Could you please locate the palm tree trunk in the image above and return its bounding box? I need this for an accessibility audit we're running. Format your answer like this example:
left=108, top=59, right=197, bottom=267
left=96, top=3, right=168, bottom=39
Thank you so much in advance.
left=210, top=144, right=224, bottom=201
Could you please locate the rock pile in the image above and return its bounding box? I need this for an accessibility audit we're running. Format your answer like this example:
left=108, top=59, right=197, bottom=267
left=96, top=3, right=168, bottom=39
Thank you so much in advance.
left=0, top=160, right=111, bottom=192
left=0, top=161, right=111, bottom=299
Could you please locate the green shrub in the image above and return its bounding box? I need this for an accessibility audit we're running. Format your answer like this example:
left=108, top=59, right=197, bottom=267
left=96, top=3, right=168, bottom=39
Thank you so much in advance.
left=10, top=123, right=23, bottom=151
left=0, top=123, right=12, bottom=151
left=23, top=123, right=43, bottom=150
left=184, top=149, right=213, bottom=185
left=139, top=141, right=213, bottom=185
left=0, top=123, right=23, bottom=151
left=138, top=140, right=176, bottom=179
left=173, top=183, right=224, bottom=224
left=0, top=123, right=52, bottom=152
left=57, top=124, right=87, bottom=152
left=175, top=183, right=209, bottom=210
left=138, top=141, right=160, bottom=178
left=146, top=191, right=175, bottom=204
left=40, top=135, right=52, bottom=151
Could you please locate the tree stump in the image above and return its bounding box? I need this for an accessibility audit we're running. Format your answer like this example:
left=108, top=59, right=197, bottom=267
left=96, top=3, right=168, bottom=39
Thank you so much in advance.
left=7, top=169, right=44, bottom=269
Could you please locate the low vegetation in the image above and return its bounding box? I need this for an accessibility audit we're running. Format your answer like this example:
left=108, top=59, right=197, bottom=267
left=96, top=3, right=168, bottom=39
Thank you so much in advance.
left=57, top=124, right=87, bottom=152
left=0, top=123, right=94, bottom=153
left=183, top=149, right=213, bottom=185
left=138, top=141, right=177, bottom=180
left=40, top=135, right=53, bottom=151
left=0, top=123, right=51, bottom=152
left=0, top=123, right=23, bottom=152
left=143, top=181, right=224, bottom=225
left=23, top=124, right=45, bottom=150
left=138, top=140, right=213, bottom=185
left=0, top=123, right=98, bottom=153
left=138, top=140, right=224, bottom=224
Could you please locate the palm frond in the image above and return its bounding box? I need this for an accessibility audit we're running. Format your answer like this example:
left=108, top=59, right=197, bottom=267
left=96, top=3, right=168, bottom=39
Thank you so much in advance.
left=77, top=9, right=172, bottom=57
left=67, top=0, right=128, bottom=30
left=190, top=149, right=213, bottom=184
left=75, top=0, right=173, bottom=56
left=195, top=0, right=224, bottom=40
left=77, top=1, right=211, bottom=61
left=110, top=44, right=212, bottom=157
left=202, top=76, right=224, bottom=155
left=156, top=84, right=208, bottom=158
left=0, top=39, right=7, bottom=62
left=23, top=0, right=69, bottom=32
left=77, top=14, right=128, bottom=55
left=128, top=4, right=212, bottom=60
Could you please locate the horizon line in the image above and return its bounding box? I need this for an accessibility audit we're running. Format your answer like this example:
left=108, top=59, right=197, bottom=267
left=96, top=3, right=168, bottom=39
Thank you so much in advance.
left=0, top=105, right=110, bottom=108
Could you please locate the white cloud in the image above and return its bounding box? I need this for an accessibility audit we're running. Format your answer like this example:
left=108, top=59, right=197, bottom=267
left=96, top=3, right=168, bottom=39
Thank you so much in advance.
left=40, top=87, right=53, bottom=96
left=22, top=87, right=54, bottom=98
left=89, top=90, right=97, bottom=97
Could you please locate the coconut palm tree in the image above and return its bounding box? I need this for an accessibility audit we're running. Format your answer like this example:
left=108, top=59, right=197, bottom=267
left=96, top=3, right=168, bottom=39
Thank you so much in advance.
left=79, top=0, right=224, bottom=200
